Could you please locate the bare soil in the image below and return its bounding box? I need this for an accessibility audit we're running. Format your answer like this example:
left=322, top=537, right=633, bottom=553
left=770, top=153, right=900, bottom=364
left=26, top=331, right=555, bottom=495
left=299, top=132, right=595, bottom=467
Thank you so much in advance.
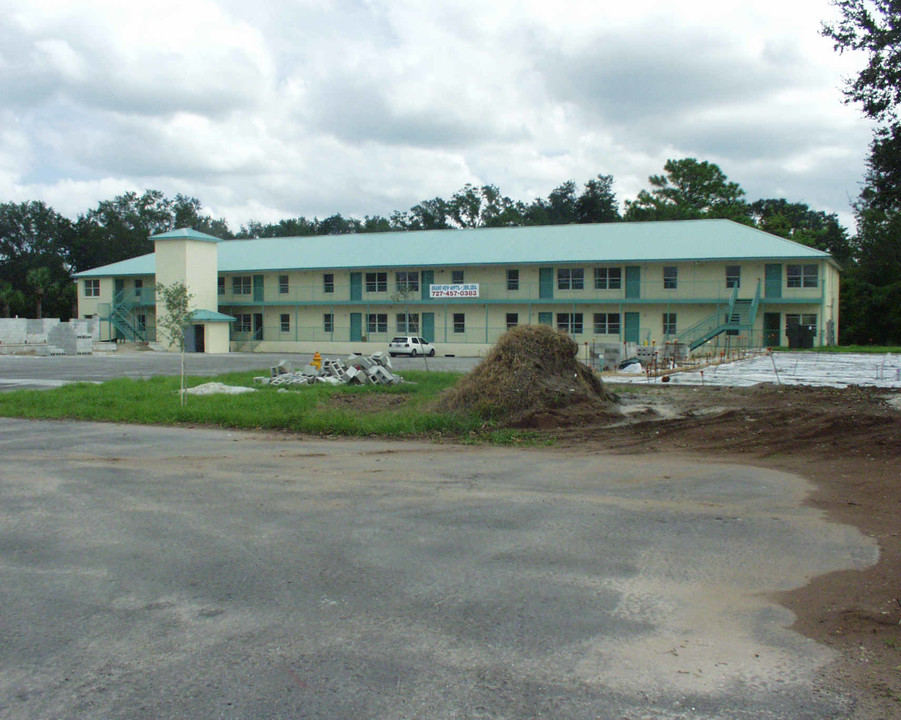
left=548, top=383, right=901, bottom=719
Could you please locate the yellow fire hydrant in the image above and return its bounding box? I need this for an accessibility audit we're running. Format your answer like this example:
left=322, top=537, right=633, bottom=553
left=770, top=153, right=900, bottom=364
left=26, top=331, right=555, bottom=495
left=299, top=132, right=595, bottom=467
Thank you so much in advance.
left=311, top=351, right=322, bottom=370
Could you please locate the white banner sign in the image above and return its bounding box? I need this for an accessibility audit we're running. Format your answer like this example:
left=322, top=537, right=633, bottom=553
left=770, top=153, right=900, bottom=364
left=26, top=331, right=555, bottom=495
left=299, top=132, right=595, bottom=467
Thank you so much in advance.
left=429, top=283, right=480, bottom=298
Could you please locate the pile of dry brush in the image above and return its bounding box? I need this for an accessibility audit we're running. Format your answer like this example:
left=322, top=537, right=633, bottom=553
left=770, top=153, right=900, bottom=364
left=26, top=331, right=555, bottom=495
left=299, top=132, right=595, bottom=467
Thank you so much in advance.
left=436, top=325, right=616, bottom=426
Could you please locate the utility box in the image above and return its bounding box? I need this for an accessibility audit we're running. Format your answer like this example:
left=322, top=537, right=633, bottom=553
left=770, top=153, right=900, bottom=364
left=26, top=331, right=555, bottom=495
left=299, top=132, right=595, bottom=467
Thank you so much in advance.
left=787, top=325, right=815, bottom=349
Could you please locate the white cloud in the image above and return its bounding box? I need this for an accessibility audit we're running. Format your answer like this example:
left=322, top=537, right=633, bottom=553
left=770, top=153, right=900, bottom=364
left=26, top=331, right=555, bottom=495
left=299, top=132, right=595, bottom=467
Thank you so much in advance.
left=0, top=0, right=876, bottom=232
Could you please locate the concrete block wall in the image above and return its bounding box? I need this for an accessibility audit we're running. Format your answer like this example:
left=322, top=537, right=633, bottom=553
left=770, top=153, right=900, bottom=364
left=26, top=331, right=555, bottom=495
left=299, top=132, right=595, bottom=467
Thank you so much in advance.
left=0, top=318, right=95, bottom=355
left=0, top=319, right=28, bottom=345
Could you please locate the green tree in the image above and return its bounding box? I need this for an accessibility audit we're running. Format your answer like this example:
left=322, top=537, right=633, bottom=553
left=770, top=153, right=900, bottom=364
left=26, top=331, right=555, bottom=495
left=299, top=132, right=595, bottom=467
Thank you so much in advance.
left=0, top=280, right=23, bottom=319
left=155, top=281, right=195, bottom=405
left=823, top=0, right=901, bottom=123
left=624, top=158, right=750, bottom=222
left=576, top=174, right=621, bottom=223
left=446, top=184, right=524, bottom=228
left=823, top=1, right=901, bottom=342
left=748, top=199, right=853, bottom=264
left=26, top=266, right=55, bottom=319
left=172, top=195, right=234, bottom=239
left=71, top=190, right=174, bottom=273
left=0, top=201, right=74, bottom=318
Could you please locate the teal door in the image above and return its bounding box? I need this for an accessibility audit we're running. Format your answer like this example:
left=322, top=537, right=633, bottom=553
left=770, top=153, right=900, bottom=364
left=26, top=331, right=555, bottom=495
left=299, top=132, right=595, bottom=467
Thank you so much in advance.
left=765, top=264, right=782, bottom=299
left=421, top=312, right=435, bottom=342
left=114, top=278, right=125, bottom=298
left=253, top=275, right=264, bottom=302
left=350, top=272, right=362, bottom=301
left=538, top=312, right=552, bottom=326
left=763, top=312, right=780, bottom=347
left=421, top=270, right=434, bottom=301
left=625, top=267, right=640, bottom=299
left=350, top=312, right=362, bottom=341
left=539, top=268, right=554, bottom=299
left=624, top=312, right=640, bottom=343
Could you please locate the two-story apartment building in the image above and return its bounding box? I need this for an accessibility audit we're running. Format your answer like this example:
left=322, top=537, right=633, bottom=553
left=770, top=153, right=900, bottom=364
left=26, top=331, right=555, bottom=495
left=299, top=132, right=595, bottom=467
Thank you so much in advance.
left=74, top=220, right=840, bottom=354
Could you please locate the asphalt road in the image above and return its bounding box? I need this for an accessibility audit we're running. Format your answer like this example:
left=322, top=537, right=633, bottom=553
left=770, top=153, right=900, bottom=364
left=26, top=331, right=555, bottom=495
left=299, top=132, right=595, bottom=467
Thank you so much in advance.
left=0, top=418, right=877, bottom=719
left=0, top=351, right=481, bottom=391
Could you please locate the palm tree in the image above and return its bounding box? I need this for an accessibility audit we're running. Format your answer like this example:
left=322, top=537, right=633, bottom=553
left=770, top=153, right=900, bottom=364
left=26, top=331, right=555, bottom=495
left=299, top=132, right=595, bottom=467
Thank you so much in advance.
left=26, top=267, right=54, bottom=319
left=0, top=280, right=16, bottom=318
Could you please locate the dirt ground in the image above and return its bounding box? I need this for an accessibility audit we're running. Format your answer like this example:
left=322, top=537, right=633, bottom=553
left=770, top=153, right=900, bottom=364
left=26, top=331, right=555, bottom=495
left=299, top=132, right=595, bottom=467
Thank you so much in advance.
left=540, top=383, right=901, bottom=720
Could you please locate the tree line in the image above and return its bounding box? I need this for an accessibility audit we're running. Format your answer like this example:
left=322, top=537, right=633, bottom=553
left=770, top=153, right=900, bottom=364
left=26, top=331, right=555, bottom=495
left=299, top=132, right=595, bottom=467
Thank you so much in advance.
left=821, top=0, right=901, bottom=344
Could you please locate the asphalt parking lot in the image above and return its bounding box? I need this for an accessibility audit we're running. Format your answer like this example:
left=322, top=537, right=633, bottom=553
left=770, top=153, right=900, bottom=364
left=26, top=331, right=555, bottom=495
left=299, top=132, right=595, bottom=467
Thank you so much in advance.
left=0, top=418, right=876, bottom=719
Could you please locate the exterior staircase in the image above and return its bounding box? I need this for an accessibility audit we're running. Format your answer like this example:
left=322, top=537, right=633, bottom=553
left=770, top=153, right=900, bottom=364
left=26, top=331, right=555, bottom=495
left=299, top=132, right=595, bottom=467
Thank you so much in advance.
left=100, top=288, right=154, bottom=342
left=677, top=281, right=761, bottom=351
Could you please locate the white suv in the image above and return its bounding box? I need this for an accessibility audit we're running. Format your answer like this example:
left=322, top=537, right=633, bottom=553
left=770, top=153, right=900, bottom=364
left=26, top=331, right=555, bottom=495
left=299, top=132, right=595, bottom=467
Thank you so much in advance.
left=388, top=336, right=436, bottom=357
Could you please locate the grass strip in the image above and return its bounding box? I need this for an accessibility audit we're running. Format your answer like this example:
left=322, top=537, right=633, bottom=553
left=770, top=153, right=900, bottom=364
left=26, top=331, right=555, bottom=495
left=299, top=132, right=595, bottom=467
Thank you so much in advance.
left=771, top=345, right=901, bottom=354
left=0, top=369, right=547, bottom=445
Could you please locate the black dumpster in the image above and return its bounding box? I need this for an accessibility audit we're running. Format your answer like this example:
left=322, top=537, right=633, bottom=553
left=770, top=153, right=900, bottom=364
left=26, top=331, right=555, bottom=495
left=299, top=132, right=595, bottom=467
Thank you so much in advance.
left=787, top=324, right=815, bottom=349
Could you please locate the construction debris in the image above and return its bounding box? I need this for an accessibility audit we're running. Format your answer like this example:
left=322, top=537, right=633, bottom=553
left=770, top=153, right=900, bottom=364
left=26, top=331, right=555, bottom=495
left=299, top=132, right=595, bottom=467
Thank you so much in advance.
left=185, top=382, right=257, bottom=396
left=255, top=352, right=405, bottom=388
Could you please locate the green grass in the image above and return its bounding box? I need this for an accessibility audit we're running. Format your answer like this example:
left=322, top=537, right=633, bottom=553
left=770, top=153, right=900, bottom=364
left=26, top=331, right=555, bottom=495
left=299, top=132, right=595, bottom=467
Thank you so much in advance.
left=771, top=345, right=901, bottom=353
left=0, top=369, right=546, bottom=444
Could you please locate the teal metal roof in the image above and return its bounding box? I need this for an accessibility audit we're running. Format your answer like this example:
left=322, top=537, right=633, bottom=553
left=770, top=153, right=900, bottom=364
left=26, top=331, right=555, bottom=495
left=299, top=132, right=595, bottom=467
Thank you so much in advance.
left=75, top=219, right=835, bottom=278
left=75, top=253, right=155, bottom=278
left=190, top=309, right=235, bottom=323
left=152, top=228, right=223, bottom=243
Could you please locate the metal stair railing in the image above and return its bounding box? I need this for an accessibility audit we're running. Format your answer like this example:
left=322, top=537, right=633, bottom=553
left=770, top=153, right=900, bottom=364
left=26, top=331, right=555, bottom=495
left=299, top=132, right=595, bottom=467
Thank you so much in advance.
left=676, top=285, right=751, bottom=351
left=107, top=289, right=147, bottom=342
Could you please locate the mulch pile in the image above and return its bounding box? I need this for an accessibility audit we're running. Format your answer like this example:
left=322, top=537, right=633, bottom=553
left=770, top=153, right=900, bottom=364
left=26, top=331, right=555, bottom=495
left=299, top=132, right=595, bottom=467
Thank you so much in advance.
left=436, top=325, right=617, bottom=426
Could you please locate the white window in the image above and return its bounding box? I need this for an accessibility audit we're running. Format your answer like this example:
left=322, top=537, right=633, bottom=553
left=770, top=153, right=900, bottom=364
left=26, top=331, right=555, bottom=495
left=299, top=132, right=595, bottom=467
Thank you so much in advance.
left=396, top=313, right=419, bottom=333
left=506, top=313, right=518, bottom=329
left=786, top=264, right=818, bottom=288
left=593, top=313, right=620, bottom=335
left=453, top=313, right=465, bottom=333
left=663, top=313, right=677, bottom=336
left=323, top=313, right=334, bottom=332
left=367, top=313, right=387, bottom=334
left=452, top=270, right=464, bottom=284
left=557, top=313, right=583, bottom=334
left=506, top=269, right=519, bottom=291
left=280, top=314, right=290, bottom=333
left=594, top=267, right=622, bottom=290
left=558, top=268, right=584, bottom=290
left=279, top=275, right=289, bottom=294
left=232, top=276, right=251, bottom=295
left=726, top=265, right=741, bottom=289
left=396, top=271, right=419, bottom=292
left=84, top=279, right=100, bottom=297
left=365, top=272, right=387, bottom=292
left=235, top=314, right=252, bottom=333
left=323, top=274, right=334, bottom=294
left=217, top=277, right=225, bottom=295
left=663, top=266, right=678, bottom=290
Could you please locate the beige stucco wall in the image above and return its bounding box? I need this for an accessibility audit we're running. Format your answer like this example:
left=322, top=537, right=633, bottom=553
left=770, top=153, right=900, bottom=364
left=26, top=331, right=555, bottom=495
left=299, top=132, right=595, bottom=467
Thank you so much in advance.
left=155, top=238, right=219, bottom=350
left=204, top=323, right=230, bottom=354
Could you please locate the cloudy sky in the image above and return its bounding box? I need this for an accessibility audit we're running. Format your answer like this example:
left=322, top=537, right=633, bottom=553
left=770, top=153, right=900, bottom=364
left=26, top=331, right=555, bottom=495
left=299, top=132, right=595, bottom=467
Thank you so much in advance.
left=0, top=0, right=874, bottom=230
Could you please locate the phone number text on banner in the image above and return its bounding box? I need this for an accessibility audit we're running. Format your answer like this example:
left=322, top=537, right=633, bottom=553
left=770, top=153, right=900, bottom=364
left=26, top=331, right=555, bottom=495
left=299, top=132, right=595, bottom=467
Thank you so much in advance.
left=429, top=284, right=480, bottom=298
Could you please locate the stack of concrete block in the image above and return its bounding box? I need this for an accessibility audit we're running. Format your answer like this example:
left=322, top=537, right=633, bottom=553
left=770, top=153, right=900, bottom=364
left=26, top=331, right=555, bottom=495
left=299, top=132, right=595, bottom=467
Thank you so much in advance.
left=636, top=346, right=659, bottom=366
left=47, top=321, right=94, bottom=356
left=0, top=319, right=28, bottom=349
left=257, top=353, right=404, bottom=388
